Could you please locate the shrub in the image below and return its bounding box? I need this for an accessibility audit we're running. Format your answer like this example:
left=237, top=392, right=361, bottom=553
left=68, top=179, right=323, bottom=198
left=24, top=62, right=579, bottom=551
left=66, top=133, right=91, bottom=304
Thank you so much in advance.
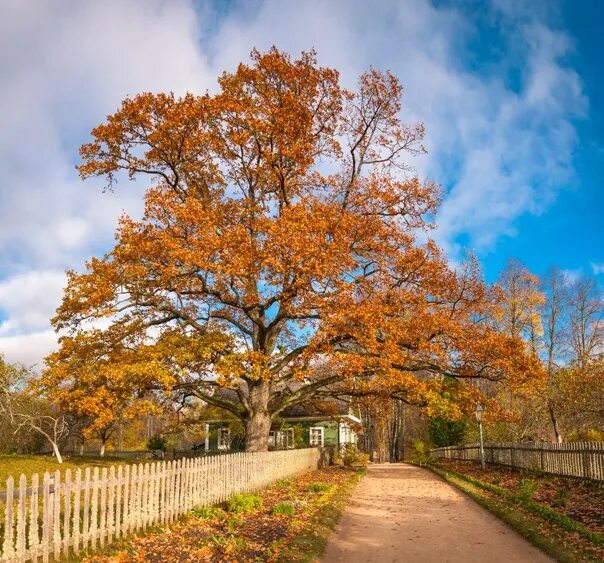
left=275, top=478, right=292, bottom=488
left=208, top=534, right=246, bottom=551
left=146, top=435, right=168, bottom=452
left=191, top=506, right=223, bottom=519
left=225, top=513, right=242, bottom=532
left=337, top=444, right=370, bottom=466
left=227, top=493, right=263, bottom=513
left=272, top=501, right=295, bottom=516
left=428, top=417, right=468, bottom=447
left=410, top=440, right=430, bottom=464
left=307, top=482, right=332, bottom=493
left=517, top=478, right=539, bottom=501
left=341, top=444, right=356, bottom=466
left=553, top=486, right=571, bottom=508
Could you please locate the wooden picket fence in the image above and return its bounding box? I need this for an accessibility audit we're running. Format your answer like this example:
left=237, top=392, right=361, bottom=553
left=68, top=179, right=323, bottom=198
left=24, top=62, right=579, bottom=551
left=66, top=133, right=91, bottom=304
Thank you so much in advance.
left=430, top=441, right=604, bottom=481
left=0, top=448, right=326, bottom=562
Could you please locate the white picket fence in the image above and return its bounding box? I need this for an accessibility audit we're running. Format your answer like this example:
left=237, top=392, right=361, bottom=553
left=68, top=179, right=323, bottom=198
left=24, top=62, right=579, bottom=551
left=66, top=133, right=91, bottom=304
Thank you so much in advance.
left=430, top=441, right=604, bottom=481
left=0, top=448, right=326, bottom=562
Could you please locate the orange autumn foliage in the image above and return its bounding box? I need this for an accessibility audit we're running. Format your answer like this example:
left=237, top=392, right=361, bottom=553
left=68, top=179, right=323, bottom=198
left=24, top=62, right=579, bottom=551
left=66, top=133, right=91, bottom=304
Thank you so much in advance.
left=45, top=48, right=543, bottom=451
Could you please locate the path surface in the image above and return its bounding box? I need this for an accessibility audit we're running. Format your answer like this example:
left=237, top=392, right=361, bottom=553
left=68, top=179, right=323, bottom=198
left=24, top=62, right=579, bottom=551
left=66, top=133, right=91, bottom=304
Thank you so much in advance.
left=321, top=464, right=552, bottom=563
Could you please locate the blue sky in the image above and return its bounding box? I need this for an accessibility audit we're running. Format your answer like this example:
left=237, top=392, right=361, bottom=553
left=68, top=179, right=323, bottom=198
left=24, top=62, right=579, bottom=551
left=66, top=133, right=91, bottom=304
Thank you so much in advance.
left=476, top=0, right=604, bottom=282
left=0, top=0, right=602, bottom=366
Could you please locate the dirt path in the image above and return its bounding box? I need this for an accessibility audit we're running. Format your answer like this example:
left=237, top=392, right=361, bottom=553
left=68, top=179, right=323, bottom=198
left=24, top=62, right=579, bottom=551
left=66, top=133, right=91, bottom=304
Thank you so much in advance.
left=321, top=464, right=552, bottom=563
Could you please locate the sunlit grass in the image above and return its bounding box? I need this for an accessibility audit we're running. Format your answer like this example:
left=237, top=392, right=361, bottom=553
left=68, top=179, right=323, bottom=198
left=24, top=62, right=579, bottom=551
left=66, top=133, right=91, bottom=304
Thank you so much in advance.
left=0, top=453, right=143, bottom=484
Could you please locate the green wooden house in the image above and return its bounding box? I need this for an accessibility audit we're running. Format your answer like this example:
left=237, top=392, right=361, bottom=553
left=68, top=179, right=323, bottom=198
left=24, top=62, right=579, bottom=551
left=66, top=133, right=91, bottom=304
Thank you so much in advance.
left=200, top=401, right=361, bottom=452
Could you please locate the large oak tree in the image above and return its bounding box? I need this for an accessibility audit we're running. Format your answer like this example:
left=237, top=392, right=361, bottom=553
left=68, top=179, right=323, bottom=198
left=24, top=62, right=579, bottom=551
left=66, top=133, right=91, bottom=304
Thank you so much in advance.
left=46, top=49, right=541, bottom=451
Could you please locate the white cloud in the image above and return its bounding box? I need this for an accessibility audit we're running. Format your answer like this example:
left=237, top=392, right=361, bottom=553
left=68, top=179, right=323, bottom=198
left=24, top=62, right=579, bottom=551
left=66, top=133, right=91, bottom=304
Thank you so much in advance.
left=0, top=270, right=67, bottom=335
left=0, top=0, right=213, bottom=271
left=205, top=0, right=585, bottom=258
left=591, top=263, right=604, bottom=275
left=561, top=268, right=582, bottom=284
left=0, top=0, right=586, bottom=366
left=0, top=0, right=212, bottom=365
left=0, top=270, right=67, bottom=366
left=0, top=331, right=59, bottom=369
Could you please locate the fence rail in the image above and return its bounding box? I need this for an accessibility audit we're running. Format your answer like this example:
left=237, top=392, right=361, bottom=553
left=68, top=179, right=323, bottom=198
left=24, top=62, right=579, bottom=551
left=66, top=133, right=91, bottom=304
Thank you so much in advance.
left=60, top=449, right=230, bottom=461
left=430, top=441, right=604, bottom=481
left=0, top=447, right=327, bottom=562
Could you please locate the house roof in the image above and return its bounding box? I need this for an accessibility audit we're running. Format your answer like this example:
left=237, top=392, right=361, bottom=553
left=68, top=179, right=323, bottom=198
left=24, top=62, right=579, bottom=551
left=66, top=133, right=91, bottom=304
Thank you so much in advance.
left=279, top=399, right=351, bottom=418
left=204, top=387, right=359, bottom=422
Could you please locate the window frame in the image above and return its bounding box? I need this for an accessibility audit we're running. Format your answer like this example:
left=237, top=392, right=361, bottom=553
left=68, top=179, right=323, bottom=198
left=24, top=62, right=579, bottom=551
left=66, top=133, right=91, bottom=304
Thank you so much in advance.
left=309, top=426, right=324, bottom=447
left=277, top=428, right=295, bottom=449
left=217, top=427, right=231, bottom=450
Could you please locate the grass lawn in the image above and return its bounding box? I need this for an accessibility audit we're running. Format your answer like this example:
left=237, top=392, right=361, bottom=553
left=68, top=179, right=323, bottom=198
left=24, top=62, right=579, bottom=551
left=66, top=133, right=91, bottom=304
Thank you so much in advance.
left=0, top=454, right=144, bottom=484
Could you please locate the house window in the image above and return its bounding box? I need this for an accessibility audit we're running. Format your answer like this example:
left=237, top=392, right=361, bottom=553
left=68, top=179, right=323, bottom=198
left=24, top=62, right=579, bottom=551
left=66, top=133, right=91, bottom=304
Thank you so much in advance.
left=276, top=428, right=294, bottom=449
left=218, top=427, right=231, bottom=450
left=309, top=427, right=324, bottom=447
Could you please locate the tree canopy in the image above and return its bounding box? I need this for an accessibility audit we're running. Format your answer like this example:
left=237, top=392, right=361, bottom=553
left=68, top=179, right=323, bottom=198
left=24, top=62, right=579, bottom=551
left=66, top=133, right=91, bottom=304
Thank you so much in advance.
left=44, top=48, right=541, bottom=451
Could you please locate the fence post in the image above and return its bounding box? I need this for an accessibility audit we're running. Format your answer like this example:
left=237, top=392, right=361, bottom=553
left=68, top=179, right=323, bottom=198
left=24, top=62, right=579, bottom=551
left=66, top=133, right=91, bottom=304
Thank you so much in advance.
left=42, top=472, right=51, bottom=563
left=16, top=474, right=27, bottom=560
left=3, top=476, right=15, bottom=560
left=73, top=469, right=81, bottom=556
left=62, top=469, right=71, bottom=559
left=29, top=473, right=40, bottom=559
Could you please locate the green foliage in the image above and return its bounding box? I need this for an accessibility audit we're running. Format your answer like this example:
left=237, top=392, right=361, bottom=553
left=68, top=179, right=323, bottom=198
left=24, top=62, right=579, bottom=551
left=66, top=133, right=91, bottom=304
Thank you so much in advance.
left=335, top=444, right=370, bottom=467
left=428, top=417, right=468, bottom=447
left=552, top=486, right=571, bottom=508
left=275, top=478, right=292, bottom=488
left=517, top=479, right=539, bottom=501
left=409, top=440, right=430, bottom=464
left=208, top=533, right=246, bottom=551
left=341, top=444, right=357, bottom=466
left=566, top=428, right=604, bottom=442
left=191, top=506, right=223, bottom=519
left=307, top=482, right=332, bottom=493
left=272, top=501, right=295, bottom=516
left=276, top=468, right=366, bottom=562
left=145, top=435, right=168, bottom=452
left=293, top=425, right=306, bottom=449
left=227, top=493, right=263, bottom=513
left=225, top=513, right=242, bottom=532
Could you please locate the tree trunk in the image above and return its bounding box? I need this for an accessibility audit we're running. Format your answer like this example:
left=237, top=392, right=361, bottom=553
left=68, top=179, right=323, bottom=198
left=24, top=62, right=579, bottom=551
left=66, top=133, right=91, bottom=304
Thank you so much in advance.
left=99, top=442, right=106, bottom=457
left=389, top=399, right=405, bottom=462
left=51, top=441, right=63, bottom=464
left=548, top=403, right=563, bottom=444
left=244, top=381, right=272, bottom=452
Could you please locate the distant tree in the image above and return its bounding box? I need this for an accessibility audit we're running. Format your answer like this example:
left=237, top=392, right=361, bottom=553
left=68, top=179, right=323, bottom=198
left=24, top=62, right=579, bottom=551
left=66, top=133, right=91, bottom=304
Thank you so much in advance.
left=496, top=258, right=545, bottom=350
left=568, top=276, right=603, bottom=370
left=541, top=267, right=570, bottom=443
left=43, top=331, right=167, bottom=456
left=0, top=358, right=71, bottom=463
left=428, top=417, right=468, bottom=447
